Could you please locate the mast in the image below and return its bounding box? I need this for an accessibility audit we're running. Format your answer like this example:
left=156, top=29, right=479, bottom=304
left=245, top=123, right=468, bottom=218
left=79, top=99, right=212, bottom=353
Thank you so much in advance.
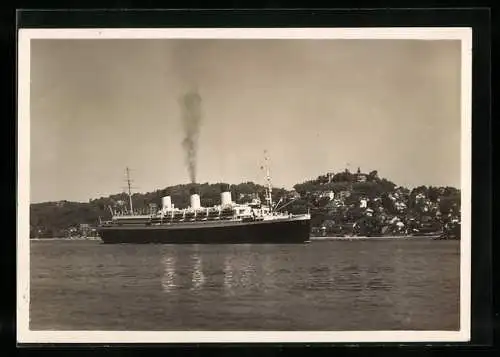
left=125, top=167, right=134, bottom=215
left=264, top=150, right=273, bottom=211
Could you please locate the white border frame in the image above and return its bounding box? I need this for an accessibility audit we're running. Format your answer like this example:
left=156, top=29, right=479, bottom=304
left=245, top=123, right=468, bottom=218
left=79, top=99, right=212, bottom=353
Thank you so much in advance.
left=17, top=27, right=472, bottom=344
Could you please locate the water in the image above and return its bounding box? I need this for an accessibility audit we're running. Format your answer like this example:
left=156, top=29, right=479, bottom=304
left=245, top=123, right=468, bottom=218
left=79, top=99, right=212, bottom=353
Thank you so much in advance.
left=30, top=239, right=460, bottom=331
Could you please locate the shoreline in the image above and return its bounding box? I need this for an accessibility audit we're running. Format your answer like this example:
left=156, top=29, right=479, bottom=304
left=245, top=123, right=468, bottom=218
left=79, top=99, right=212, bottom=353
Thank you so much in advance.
left=30, top=237, right=102, bottom=241
left=29, top=235, right=452, bottom=242
left=309, top=235, right=441, bottom=241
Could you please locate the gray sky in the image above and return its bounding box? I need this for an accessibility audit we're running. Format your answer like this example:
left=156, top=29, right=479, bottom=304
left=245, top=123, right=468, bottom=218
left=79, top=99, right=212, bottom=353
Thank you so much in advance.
left=30, top=39, right=461, bottom=203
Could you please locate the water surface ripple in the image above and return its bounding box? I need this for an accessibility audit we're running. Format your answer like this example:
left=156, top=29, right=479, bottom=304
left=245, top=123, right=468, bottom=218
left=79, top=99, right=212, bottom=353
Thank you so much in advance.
left=30, top=239, right=460, bottom=331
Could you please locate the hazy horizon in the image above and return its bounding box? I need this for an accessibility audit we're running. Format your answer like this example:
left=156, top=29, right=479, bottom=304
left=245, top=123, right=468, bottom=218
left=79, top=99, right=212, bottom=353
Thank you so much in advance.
left=29, top=39, right=461, bottom=204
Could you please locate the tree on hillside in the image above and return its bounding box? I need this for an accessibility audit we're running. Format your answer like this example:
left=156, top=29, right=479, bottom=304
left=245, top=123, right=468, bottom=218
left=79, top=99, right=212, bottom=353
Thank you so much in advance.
left=427, top=186, right=441, bottom=203
left=352, top=181, right=382, bottom=198
left=381, top=193, right=397, bottom=215
left=443, top=186, right=460, bottom=197
left=368, top=170, right=379, bottom=182
left=439, top=195, right=460, bottom=214
left=379, top=178, right=397, bottom=192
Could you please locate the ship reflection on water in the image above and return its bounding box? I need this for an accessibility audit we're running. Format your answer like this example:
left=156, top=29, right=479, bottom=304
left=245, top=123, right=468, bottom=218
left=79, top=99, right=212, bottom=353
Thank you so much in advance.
left=160, top=246, right=212, bottom=293
left=223, top=256, right=234, bottom=293
left=190, top=251, right=206, bottom=291
left=160, top=245, right=271, bottom=294
left=160, top=255, right=177, bottom=293
left=158, top=245, right=398, bottom=297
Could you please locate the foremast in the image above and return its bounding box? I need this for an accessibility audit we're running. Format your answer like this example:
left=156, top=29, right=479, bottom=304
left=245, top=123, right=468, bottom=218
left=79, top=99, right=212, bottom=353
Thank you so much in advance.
left=125, top=167, right=134, bottom=215
left=263, top=150, right=273, bottom=212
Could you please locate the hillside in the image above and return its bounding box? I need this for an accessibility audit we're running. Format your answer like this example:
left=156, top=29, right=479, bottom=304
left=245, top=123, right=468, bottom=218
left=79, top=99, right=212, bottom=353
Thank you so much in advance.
left=29, top=168, right=461, bottom=238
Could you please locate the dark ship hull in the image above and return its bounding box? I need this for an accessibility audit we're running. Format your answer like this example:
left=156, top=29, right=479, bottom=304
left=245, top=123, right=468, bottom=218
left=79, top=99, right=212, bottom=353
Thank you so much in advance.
left=98, top=217, right=310, bottom=244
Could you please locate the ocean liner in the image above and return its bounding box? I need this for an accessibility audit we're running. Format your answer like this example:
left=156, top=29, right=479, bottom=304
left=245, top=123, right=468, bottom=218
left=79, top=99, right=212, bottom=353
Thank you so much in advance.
left=97, top=163, right=311, bottom=244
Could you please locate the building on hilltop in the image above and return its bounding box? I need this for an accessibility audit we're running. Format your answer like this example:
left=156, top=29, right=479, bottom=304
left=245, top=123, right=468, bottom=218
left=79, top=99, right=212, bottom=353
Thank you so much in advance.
left=354, top=167, right=368, bottom=182
left=356, top=174, right=367, bottom=183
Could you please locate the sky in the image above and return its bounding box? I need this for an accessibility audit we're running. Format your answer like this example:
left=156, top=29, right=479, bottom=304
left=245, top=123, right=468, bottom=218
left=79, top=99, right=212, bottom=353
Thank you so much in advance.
left=29, top=39, right=462, bottom=203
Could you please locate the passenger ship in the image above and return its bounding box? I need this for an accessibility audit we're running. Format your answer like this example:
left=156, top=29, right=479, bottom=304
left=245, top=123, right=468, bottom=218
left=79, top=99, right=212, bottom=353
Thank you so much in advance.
left=97, top=161, right=311, bottom=244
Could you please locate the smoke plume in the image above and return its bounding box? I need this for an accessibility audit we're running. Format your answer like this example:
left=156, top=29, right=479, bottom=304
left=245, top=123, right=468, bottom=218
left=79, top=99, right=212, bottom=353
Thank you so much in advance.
left=179, top=89, right=202, bottom=183
left=171, top=40, right=210, bottom=183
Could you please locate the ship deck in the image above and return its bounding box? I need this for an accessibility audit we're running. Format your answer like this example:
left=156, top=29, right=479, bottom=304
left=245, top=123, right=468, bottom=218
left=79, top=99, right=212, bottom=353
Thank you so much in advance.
left=99, top=214, right=310, bottom=230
